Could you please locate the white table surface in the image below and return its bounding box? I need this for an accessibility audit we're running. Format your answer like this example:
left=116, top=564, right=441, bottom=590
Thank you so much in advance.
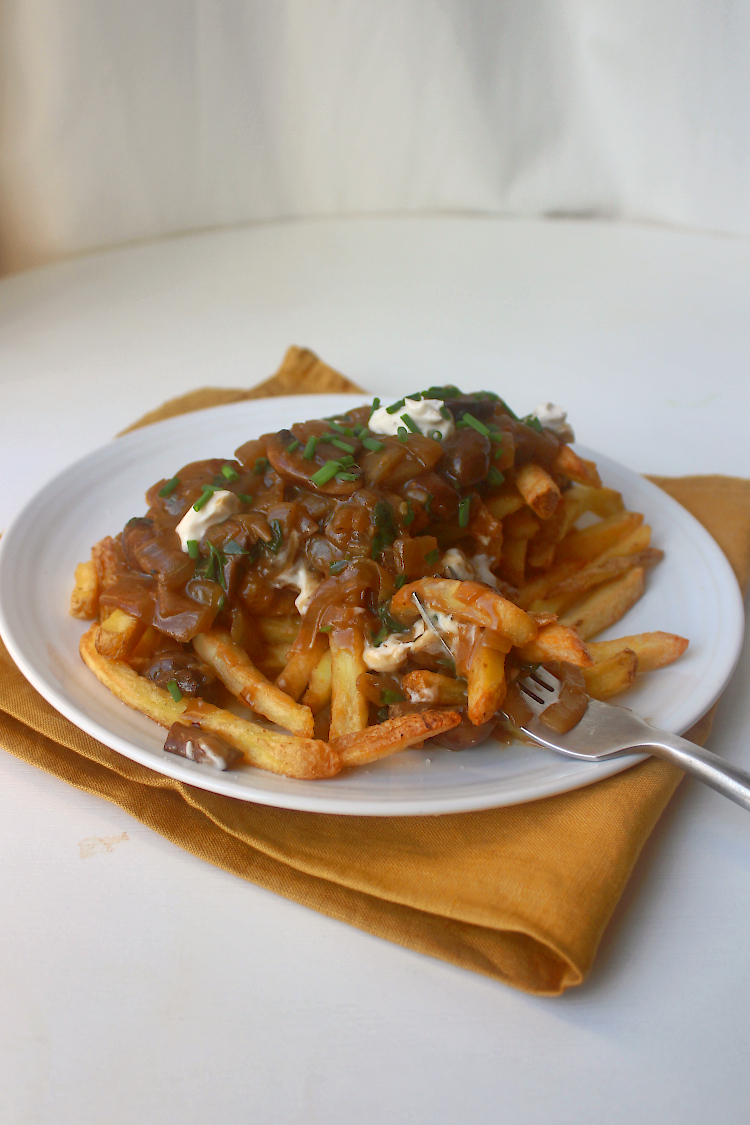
left=1, top=216, right=749, bottom=1125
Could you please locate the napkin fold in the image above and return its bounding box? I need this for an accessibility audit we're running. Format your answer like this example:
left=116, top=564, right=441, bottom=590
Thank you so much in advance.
left=1, top=346, right=748, bottom=996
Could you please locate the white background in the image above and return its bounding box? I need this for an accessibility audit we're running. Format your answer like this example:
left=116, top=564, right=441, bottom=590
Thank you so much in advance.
left=0, top=215, right=749, bottom=1123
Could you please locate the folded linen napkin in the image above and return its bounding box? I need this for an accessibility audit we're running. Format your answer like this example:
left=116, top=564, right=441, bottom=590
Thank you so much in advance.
left=1, top=346, right=748, bottom=996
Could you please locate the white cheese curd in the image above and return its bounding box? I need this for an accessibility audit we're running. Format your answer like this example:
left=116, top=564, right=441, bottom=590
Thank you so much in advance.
left=175, top=490, right=241, bottom=552
left=368, top=398, right=455, bottom=441
left=532, top=402, right=575, bottom=442
left=470, top=553, right=500, bottom=588
left=270, top=559, right=321, bottom=615
left=363, top=610, right=459, bottom=672
left=440, top=548, right=473, bottom=580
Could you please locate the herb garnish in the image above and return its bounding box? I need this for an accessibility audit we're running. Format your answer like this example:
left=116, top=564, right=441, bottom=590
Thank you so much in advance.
left=158, top=476, right=180, bottom=498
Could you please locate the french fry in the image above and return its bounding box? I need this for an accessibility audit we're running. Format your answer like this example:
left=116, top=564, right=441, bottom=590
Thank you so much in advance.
left=555, top=511, right=644, bottom=565
left=594, top=522, right=652, bottom=563
left=486, top=488, right=525, bottom=521
left=329, top=627, right=369, bottom=740
left=331, top=709, right=462, bottom=767
left=70, top=559, right=100, bottom=619
left=582, top=650, right=638, bottom=700
left=514, top=622, right=594, bottom=668
left=515, top=463, right=562, bottom=520
left=499, top=537, right=527, bottom=588
left=536, top=549, right=663, bottom=615
left=255, top=616, right=301, bottom=645
left=503, top=507, right=540, bottom=541
left=553, top=445, right=602, bottom=487
left=391, top=578, right=537, bottom=646
left=95, top=609, right=144, bottom=660
left=80, top=625, right=340, bottom=779
left=587, top=631, right=689, bottom=672
left=193, top=630, right=314, bottom=736
left=467, top=638, right=507, bottom=725
left=301, top=649, right=333, bottom=714
left=526, top=502, right=566, bottom=569
left=276, top=633, right=329, bottom=701
left=517, top=559, right=581, bottom=609
left=558, top=567, right=646, bottom=641
left=402, top=670, right=467, bottom=706
left=91, top=536, right=121, bottom=590
left=561, top=484, right=624, bottom=531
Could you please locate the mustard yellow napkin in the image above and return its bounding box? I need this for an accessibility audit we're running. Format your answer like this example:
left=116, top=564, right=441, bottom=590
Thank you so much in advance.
left=1, top=347, right=748, bottom=996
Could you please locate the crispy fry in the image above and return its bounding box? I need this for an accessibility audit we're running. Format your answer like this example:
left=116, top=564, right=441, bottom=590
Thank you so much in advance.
left=255, top=616, right=301, bottom=645
left=555, top=511, right=644, bottom=565
left=301, top=649, right=333, bottom=714
left=485, top=488, right=525, bottom=521
left=467, top=638, right=507, bottom=725
left=502, top=507, right=540, bottom=541
left=331, top=709, right=462, bottom=767
left=329, top=627, right=369, bottom=740
left=536, top=549, right=663, bottom=615
left=80, top=625, right=340, bottom=778
left=402, top=670, right=467, bottom=706
left=515, top=462, right=562, bottom=520
left=276, top=633, right=329, bottom=701
left=392, top=578, right=537, bottom=646
left=587, top=631, right=689, bottom=672
left=553, top=445, right=602, bottom=487
left=558, top=567, right=646, bottom=641
left=95, top=609, right=144, bottom=660
left=193, top=629, right=314, bottom=736
left=514, top=622, right=594, bottom=668
left=91, top=536, right=121, bottom=590
left=70, top=559, right=100, bottom=619
left=594, top=522, right=652, bottom=563
left=499, top=537, right=527, bottom=588
left=560, top=484, right=624, bottom=535
left=525, top=502, right=566, bottom=569
left=582, top=650, right=638, bottom=700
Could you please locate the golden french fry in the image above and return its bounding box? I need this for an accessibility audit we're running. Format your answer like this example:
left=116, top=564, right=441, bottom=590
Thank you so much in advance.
left=70, top=559, right=100, bottom=620
left=515, top=462, right=562, bottom=520
left=514, top=622, right=594, bottom=668
left=555, top=511, right=644, bottom=565
left=486, top=489, right=525, bottom=521
left=129, top=625, right=160, bottom=663
left=536, top=548, right=663, bottom=615
left=516, top=559, right=580, bottom=609
left=503, top=507, right=540, bottom=541
left=582, top=650, right=638, bottom=700
left=558, top=567, right=646, bottom=641
left=553, top=445, right=602, bottom=487
left=301, top=649, right=332, bottom=714
left=561, top=484, right=624, bottom=532
left=193, top=629, right=314, bottom=736
left=391, top=578, right=537, bottom=646
left=331, top=709, right=462, bottom=767
left=91, top=536, right=121, bottom=590
left=95, top=609, right=144, bottom=660
left=80, top=625, right=340, bottom=779
left=499, top=537, right=527, bottom=588
left=329, top=627, right=369, bottom=740
left=594, top=523, right=651, bottom=563
left=467, top=639, right=507, bottom=725
left=402, top=670, right=467, bottom=706
left=255, top=616, right=301, bottom=645
left=587, top=631, right=689, bottom=672
left=276, top=633, right=329, bottom=701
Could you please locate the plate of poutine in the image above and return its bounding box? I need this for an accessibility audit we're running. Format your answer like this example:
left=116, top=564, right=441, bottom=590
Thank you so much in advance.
left=0, top=390, right=744, bottom=815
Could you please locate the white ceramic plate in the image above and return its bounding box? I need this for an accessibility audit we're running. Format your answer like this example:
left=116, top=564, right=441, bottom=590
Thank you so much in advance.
left=0, top=394, right=745, bottom=815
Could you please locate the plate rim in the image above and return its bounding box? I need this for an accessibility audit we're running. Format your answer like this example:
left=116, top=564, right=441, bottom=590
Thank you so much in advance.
left=0, top=393, right=745, bottom=816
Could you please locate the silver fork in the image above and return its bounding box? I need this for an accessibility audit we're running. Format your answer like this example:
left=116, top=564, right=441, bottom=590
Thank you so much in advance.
left=508, top=669, right=750, bottom=811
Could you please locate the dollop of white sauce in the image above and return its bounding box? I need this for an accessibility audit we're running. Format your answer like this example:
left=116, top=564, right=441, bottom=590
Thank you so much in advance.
left=532, top=402, right=575, bottom=442
left=369, top=398, right=455, bottom=441
left=440, top=547, right=499, bottom=589
left=175, top=490, right=241, bottom=552
left=363, top=610, right=459, bottom=672
left=470, top=553, right=500, bottom=588
left=270, top=559, right=321, bottom=615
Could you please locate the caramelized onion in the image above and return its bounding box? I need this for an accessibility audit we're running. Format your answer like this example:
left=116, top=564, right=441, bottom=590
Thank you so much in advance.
left=538, top=661, right=588, bottom=734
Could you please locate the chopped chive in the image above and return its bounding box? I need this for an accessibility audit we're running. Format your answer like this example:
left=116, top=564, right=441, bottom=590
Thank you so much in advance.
left=193, top=485, right=218, bottom=511
left=371, top=626, right=389, bottom=647
left=330, top=437, right=355, bottom=454
left=458, top=497, right=471, bottom=527
left=440, top=406, right=451, bottom=420
left=311, top=460, right=340, bottom=486
left=369, top=397, right=381, bottom=416
left=429, top=429, right=442, bottom=442
left=319, top=624, right=333, bottom=634
left=217, top=595, right=226, bottom=611
left=424, top=493, right=434, bottom=516
left=166, top=681, right=183, bottom=703
left=237, top=493, right=253, bottom=504
left=425, top=548, right=439, bottom=566
left=381, top=688, right=406, bottom=705
left=224, top=539, right=245, bottom=555
left=336, top=471, right=359, bottom=481
left=328, top=420, right=353, bottom=436
left=400, top=413, right=420, bottom=434
left=524, top=414, right=543, bottom=434
left=403, top=501, right=415, bottom=526
left=252, top=457, right=269, bottom=475
left=221, top=464, right=239, bottom=481
left=303, top=435, right=318, bottom=460
left=489, top=431, right=504, bottom=443
left=187, top=539, right=199, bottom=560
left=286, top=439, right=300, bottom=453
left=158, top=476, right=180, bottom=498
left=394, top=574, right=407, bottom=589
left=386, top=399, right=406, bottom=414
left=361, top=436, right=385, bottom=452
left=353, top=424, right=366, bottom=438
left=499, top=398, right=520, bottom=422
left=338, top=455, right=355, bottom=466
left=487, top=467, right=505, bottom=487
left=397, top=427, right=408, bottom=443
left=329, top=559, right=348, bottom=574
left=462, top=412, right=490, bottom=437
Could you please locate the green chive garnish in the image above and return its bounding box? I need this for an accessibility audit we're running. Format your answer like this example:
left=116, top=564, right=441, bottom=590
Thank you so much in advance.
left=424, top=493, right=434, bottom=516
left=237, top=493, right=253, bottom=504
left=193, top=485, right=218, bottom=511
left=394, top=574, right=407, bottom=589
left=487, top=467, right=505, bottom=487
left=158, top=476, right=180, bottom=498
left=167, top=681, right=182, bottom=703
left=458, top=497, right=471, bottom=527
left=489, top=431, right=504, bottom=444
left=253, top=457, right=269, bottom=475
left=329, top=559, right=348, bottom=574
left=400, top=413, right=420, bottom=434
left=353, top=425, right=366, bottom=438
left=221, top=464, right=239, bottom=481
left=338, top=455, right=355, bottom=466
left=499, top=398, right=520, bottom=422
left=328, top=420, right=353, bottom=436
left=361, top=436, right=385, bottom=452
left=386, top=399, right=406, bottom=414
left=425, top=548, right=439, bottom=566
left=330, top=437, right=355, bottom=453
left=217, top=595, right=226, bottom=610
left=463, top=413, right=490, bottom=437
left=335, top=471, right=359, bottom=481
left=429, top=429, right=442, bottom=442
left=440, top=406, right=451, bottom=420
left=303, top=436, right=318, bottom=460
left=187, top=539, right=199, bottom=559
left=286, top=439, right=300, bottom=453
left=224, top=539, right=244, bottom=555
left=397, top=427, right=408, bottom=442
left=369, top=397, right=381, bottom=416
left=403, top=501, right=415, bottom=526
left=319, top=624, right=333, bottom=633
left=381, top=688, right=406, bottom=705
left=311, top=460, right=340, bottom=486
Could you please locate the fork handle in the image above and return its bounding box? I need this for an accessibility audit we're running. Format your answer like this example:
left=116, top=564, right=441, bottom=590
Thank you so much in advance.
left=646, top=734, right=750, bottom=812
